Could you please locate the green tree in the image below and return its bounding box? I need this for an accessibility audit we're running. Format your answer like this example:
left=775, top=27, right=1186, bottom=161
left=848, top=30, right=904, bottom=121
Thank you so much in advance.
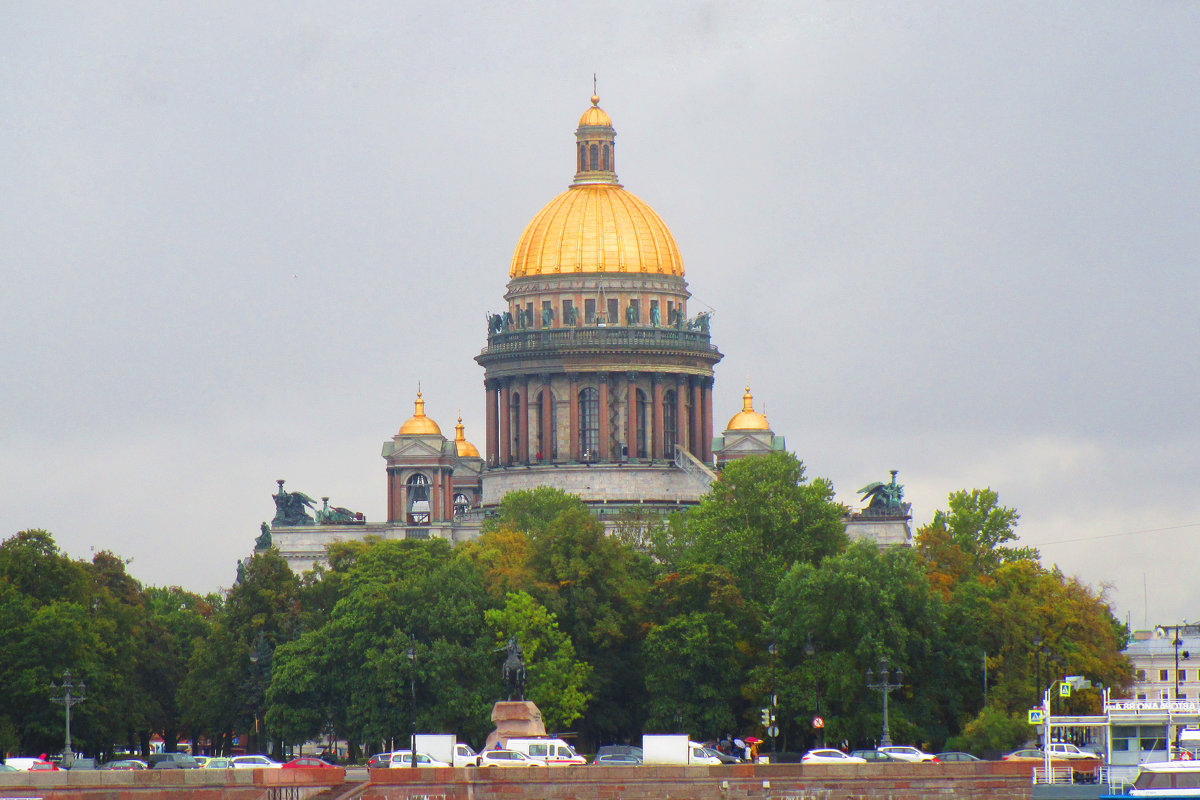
left=918, top=488, right=1038, bottom=583
left=771, top=542, right=959, bottom=750
left=681, top=452, right=847, bottom=610
left=484, top=591, right=591, bottom=731
left=642, top=611, right=741, bottom=738
left=482, top=488, right=653, bottom=745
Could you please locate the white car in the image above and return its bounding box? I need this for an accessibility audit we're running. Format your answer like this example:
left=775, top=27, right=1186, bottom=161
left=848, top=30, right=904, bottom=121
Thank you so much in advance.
left=878, top=746, right=939, bottom=763
left=231, top=755, right=282, bottom=769
left=801, top=749, right=867, bottom=764
left=478, top=749, right=546, bottom=768
left=1045, top=742, right=1093, bottom=760
left=387, top=751, right=450, bottom=768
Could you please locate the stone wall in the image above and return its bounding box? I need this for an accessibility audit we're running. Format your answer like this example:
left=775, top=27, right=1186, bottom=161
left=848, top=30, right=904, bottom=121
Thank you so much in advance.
left=0, top=767, right=344, bottom=800
left=366, top=761, right=1035, bottom=800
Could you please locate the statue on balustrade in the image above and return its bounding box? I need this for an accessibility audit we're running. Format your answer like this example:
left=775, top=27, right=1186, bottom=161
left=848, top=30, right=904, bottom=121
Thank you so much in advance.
left=650, top=303, right=661, bottom=326
left=272, top=480, right=315, bottom=527
left=542, top=305, right=554, bottom=327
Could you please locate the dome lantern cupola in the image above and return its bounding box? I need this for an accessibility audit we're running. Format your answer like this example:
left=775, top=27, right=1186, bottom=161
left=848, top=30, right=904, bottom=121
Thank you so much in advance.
left=397, top=390, right=442, bottom=436
left=573, top=94, right=618, bottom=186
left=726, top=386, right=770, bottom=431
left=454, top=415, right=481, bottom=458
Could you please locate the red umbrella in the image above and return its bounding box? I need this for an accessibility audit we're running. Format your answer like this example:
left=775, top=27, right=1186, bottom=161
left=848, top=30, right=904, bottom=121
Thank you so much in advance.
left=744, top=737, right=763, bottom=744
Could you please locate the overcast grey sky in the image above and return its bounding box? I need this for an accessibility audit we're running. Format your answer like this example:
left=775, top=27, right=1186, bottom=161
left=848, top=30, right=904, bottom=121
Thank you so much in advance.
left=3, top=2, right=1197, bottom=630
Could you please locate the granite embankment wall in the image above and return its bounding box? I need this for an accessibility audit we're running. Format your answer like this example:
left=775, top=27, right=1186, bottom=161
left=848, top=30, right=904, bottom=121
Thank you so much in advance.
left=0, top=767, right=344, bottom=800
left=368, top=761, right=1037, bottom=800
left=0, top=762, right=1039, bottom=800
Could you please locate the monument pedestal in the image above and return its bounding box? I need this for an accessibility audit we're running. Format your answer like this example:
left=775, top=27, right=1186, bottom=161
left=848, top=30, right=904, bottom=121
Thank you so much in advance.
left=484, top=700, right=545, bottom=750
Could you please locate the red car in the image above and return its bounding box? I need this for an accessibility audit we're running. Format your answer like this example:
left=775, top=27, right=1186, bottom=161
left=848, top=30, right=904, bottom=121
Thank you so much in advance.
left=282, top=757, right=337, bottom=769
left=29, top=761, right=61, bottom=771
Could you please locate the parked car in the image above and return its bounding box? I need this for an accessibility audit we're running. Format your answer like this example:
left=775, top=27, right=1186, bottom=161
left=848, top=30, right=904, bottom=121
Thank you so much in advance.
left=595, top=745, right=643, bottom=760
left=1045, top=742, right=1093, bottom=760
left=593, top=753, right=642, bottom=765
left=67, top=757, right=98, bottom=770
left=504, top=737, right=587, bottom=766
left=478, top=749, right=546, bottom=768
left=936, top=752, right=981, bottom=762
left=282, top=757, right=337, bottom=769
left=702, top=747, right=740, bottom=764
left=878, top=746, right=939, bottom=763
left=192, top=756, right=210, bottom=767
left=801, top=749, right=866, bottom=764
left=148, top=752, right=199, bottom=769
left=0, top=763, right=19, bottom=772
left=849, top=750, right=903, bottom=763
left=387, top=751, right=449, bottom=768
left=1002, top=749, right=1045, bottom=761
left=366, top=752, right=392, bottom=769
left=203, top=758, right=234, bottom=769
left=103, top=759, right=147, bottom=770
left=4, top=758, right=59, bottom=771
left=231, top=755, right=282, bottom=769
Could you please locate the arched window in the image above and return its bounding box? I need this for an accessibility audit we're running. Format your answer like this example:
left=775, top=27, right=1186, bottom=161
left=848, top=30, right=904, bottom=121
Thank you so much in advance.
left=453, top=493, right=470, bottom=517
left=589, top=144, right=599, bottom=170
left=578, top=387, right=599, bottom=461
left=406, top=473, right=430, bottom=525
left=602, top=144, right=610, bottom=171
left=509, top=392, right=522, bottom=463
left=636, top=388, right=649, bottom=458
left=536, top=389, right=557, bottom=461
left=663, top=389, right=677, bottom=455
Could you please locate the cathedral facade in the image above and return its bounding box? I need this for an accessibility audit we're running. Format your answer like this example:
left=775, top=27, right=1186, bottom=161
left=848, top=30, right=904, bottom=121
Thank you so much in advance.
left=264, top=95, right=884, bottom=573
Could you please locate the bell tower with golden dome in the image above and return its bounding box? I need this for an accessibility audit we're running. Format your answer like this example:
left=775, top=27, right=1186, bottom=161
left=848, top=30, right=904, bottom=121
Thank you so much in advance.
left=476, top=94, right=723, bottom=510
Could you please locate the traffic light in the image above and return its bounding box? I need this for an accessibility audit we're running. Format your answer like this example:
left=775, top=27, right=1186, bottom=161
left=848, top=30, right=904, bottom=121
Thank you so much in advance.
left=761, top=707, right=771, bottom=726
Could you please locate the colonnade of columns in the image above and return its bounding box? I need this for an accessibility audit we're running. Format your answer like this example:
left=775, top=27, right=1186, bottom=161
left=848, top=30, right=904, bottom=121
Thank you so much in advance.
left=483, top=373, right=714, bottom=468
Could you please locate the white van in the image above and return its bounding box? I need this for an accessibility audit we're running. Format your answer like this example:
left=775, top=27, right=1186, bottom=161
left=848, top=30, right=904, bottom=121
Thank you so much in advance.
left=504, top=737, right=586, bottom=766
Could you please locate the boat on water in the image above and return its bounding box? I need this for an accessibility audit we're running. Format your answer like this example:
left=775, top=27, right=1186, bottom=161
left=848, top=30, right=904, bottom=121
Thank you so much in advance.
left=1102, top=760, right=1200, bottom=797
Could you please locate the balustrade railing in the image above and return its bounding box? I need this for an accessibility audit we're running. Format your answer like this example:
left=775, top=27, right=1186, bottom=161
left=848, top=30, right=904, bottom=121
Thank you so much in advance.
left=481, top=326, right=717, bottom=355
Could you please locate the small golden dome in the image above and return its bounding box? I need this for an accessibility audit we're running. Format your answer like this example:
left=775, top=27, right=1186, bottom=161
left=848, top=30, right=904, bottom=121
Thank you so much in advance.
left=726, top=387, right=770, bottom=431
left=510, top=184, right=684, bottom=277
left=454, top=415, right=480, bottom=458
left=397, top=391, right=442, bottom=436
left=578, top=95, right=611, bottom=127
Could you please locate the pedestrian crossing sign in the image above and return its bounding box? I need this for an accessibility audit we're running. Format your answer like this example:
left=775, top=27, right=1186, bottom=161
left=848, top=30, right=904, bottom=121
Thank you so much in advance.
left=1028, top=709, right=1046, bottom=724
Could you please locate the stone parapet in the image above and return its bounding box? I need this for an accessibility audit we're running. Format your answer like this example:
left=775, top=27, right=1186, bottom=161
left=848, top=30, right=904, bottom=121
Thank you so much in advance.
left=365, top=761, right=1035, bottom=800
left=0, top=767, right=345, bottom=800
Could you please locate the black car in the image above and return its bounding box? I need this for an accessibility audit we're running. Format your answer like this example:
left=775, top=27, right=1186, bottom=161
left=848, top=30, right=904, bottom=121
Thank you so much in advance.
left=595, top=745, right=643, bottom=759
left=593, top=753, right=643, bottom=765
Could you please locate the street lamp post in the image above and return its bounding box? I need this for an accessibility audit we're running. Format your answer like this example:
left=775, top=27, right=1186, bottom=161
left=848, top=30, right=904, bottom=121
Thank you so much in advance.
left=865, top=657, right=903, bottom=748
left=50, top=670, right=86, bottom=766
left=805, top=639, right=823, bottom=748
left=407, top=637, right=417, bottom=769
left=768, top=642, right=778, bottom=757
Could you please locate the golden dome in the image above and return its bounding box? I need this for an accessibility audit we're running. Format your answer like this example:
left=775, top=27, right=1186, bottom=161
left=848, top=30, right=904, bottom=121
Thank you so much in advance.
left=509, top=184, right=684, bottom=277
left=397, top=391, right=442, bottom=436
left=578, top=95, right=611, bottom=127
left=509, top=93, right=684, bottom=278
left=454, top=415, right=480, bottom=458
left=726, top=387, right=770, bottom=431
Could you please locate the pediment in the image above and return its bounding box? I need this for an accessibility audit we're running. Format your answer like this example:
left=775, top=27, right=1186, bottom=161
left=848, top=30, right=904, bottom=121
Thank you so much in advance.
left=384, top=436, right=447, bottom=460
left=719, top=432, right=774, bottom=453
